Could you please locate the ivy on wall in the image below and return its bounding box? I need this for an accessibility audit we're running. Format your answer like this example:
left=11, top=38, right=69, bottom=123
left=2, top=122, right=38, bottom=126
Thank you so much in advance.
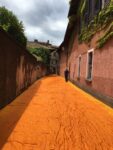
left=78, top=0, right=113, bottom=48
left=97, top=22, right=113, bottom=48
left=68, top=15, right=77, bottom=28
left=78, top=0, right=87, bottom=15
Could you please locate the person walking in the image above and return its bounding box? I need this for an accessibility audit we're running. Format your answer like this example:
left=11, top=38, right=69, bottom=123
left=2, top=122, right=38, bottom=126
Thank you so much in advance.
left=64, top=68, right=69, bottom=82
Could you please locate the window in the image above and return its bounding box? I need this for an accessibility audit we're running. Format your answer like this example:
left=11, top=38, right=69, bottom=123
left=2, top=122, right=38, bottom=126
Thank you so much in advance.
left=95, top=0, right=101, bottom=14
left=86, top=49, right=94, bottom=81
left=77, top=55, right=81, bottom=79
left=83, top=0, right=90, bottom=25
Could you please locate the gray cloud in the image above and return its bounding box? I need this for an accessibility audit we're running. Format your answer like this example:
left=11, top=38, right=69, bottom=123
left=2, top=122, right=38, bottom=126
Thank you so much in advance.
left=0, top=0, right=69, bottom=45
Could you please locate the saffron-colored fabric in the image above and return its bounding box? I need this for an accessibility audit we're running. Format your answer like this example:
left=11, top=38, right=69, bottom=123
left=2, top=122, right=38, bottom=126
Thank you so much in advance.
left=0, top=76, right=113, bottom=149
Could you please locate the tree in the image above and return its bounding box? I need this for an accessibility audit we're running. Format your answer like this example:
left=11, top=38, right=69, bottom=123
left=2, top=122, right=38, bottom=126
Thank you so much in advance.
left=29, top=48, right=51, bottom=66
left=0, top=6, right=27, bottom=46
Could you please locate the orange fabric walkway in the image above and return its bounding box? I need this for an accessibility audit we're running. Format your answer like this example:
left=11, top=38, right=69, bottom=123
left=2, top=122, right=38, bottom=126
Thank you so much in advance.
left=0, top=76, right=113, bottom=150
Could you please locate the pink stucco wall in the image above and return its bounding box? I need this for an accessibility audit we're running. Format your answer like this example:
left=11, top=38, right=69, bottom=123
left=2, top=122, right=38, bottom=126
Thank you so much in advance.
left=59, top=50, right=67, bottom=76
left=60, top=31, right=113, bottom=98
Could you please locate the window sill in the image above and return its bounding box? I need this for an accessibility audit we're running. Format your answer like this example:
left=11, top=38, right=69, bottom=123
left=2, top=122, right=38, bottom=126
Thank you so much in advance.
left=77, top=77, right=80, bottom=80
left=85, top=78, right=92, bottom=83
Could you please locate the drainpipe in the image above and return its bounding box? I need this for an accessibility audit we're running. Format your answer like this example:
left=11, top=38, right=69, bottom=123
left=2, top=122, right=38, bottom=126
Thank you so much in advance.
left=66, top=47, right=69, bottom=68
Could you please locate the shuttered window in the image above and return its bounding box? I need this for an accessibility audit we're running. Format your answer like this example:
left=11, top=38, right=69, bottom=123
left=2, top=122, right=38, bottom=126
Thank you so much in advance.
left=86, top=49, right=94, bottom=81
left=102, top=0, right=110, bottom=8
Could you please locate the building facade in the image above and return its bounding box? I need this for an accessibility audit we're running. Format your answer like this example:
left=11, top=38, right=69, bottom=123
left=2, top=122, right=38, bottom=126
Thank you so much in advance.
left=59, top=0, right=113, bottom=100
left=50, top=50, right=59, bottom=74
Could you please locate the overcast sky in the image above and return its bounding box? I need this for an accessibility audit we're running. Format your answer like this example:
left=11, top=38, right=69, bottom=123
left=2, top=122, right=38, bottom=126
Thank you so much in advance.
left=0, top=0, right=69, bottom=46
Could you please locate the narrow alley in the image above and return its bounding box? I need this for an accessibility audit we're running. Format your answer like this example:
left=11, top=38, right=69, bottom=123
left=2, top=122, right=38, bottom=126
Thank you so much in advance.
left=0, top=76, right=113, bottom=150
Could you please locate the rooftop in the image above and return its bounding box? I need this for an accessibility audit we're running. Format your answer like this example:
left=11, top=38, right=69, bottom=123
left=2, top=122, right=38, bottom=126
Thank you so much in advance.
left=27, top=40, right=58, bottom=51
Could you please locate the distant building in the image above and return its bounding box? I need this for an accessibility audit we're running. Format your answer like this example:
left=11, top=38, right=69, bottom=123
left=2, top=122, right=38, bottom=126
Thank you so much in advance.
left=34, top=39, right=38, bottom=43
left=27, top=40, right=58, bottom=75
left=27, top=41, right=57, bottom=50
left=50, top=50, right=59, bottom=74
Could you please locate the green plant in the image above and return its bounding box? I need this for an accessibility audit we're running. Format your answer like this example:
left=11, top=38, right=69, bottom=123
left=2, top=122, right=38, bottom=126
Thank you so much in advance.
left=97, top=22, right=113, bottom=48
left=28, top=48, right=51, bottom=66
left=0, top=7, right=27, bottom=46
left=78, top=1, right=113, bottom=48
left=78, top=0, right=86, bottom=16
